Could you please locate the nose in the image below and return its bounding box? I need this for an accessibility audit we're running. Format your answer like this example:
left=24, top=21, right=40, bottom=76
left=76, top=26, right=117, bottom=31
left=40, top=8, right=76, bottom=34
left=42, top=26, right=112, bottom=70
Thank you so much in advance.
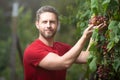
left=47, top=22, right=51, bottom=28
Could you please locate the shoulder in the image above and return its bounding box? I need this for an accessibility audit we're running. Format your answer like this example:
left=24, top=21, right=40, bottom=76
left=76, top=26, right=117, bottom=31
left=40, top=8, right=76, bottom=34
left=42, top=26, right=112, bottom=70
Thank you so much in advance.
left=24, top=39, right=45, bottom=54
left=26, top=39, right=45, bottom=48
left=23, top=39, right=49, bottom=63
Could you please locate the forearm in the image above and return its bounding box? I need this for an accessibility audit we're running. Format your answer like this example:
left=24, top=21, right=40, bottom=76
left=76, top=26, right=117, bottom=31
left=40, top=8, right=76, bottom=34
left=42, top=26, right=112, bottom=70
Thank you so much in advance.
left=75, top=38, right=93, bottom=63
left=75, top=51, right=89, bottom=63
left=61, top=35, right=89, bottom=67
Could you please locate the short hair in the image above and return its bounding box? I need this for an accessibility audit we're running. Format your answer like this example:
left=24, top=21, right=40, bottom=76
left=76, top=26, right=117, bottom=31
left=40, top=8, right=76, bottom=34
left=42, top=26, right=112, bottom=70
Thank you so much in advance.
left=36, top=5, right=59, bottom=22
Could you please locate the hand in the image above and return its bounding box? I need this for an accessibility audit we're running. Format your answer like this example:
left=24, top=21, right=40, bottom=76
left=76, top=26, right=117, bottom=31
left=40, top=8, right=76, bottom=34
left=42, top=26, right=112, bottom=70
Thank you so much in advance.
left=91, top=23, right=107, bottom=32
left=83, top=22, right=106, bottom=39
left=82, top=24, right=94, bottom=39
left=88, top=15, right=108, bottom=32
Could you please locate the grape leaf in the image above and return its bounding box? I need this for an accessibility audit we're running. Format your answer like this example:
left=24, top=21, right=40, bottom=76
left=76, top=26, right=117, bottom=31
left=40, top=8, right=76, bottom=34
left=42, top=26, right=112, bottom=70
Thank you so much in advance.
left=113, top=58, right=120, bottom=72
left=102, top=0, right=111, bottom=12
left=91, top=0, right=99, bottom=15
left=108, top=20, right=117, bottom=30
left=107, top=41, right=114, bottom=51
left=92, top=28, right=99, bottom=42
left=89, top=56, right=97, bottom=72
left=114, top=36, right=119, bottom=43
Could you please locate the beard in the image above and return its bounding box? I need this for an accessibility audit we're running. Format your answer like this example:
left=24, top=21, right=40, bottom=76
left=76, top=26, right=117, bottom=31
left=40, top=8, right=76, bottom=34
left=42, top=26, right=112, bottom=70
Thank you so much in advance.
left=40, top=29, right=57, bottom=39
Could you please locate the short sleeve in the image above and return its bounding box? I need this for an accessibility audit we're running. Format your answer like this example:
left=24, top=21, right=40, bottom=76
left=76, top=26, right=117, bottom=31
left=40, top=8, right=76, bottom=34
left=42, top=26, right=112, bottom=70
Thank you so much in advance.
left=24, top=47, right=49, bottom=67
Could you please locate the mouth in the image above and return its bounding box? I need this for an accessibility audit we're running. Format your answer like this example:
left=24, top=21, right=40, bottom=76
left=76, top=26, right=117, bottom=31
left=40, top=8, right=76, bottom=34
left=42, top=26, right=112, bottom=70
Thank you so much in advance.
left=45, top=30, right=54, bottom=35
left=45, top=29, right=53, bottom=32
left=46, top=30, right=52, bottom=32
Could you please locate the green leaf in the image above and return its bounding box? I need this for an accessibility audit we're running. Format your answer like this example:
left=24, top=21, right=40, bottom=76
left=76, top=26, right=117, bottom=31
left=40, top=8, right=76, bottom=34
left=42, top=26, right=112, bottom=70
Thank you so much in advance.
left=89, top=56, right=97, bottom=72
left=114, top=36, right=119, bottom=43
left=113, top=11, right=120, bottom=21
left=113, top=58, right=120, bottom=72
left=118, top=22, right=120, bottom=29
left=108, top=21, right=120, bottom=39
left=87, top=53, right=94, bottom=63
left=108, top=20, right=120, bottom=29
left=108, top=21, right=117, bottom=30
left=107, top=41, right=114, bottom=51
left=91, top=0, right=99, bottom=15
left=102, top=0, right=111, bottom=12
left=92, top=29, right=99, bottom=42
left=89, top=42, right=97, bottom=51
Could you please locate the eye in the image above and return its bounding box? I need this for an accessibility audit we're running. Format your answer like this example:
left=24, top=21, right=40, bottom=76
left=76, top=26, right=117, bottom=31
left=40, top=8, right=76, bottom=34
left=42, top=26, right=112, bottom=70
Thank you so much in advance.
left=42, top=21, right=47, bottom=24
left=50, top=21, right=56, bottom=24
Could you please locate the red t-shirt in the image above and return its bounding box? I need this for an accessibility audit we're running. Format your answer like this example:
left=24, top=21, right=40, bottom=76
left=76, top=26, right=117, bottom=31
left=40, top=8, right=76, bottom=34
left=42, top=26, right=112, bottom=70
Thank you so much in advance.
left=23, top=39, right=71, bottom=80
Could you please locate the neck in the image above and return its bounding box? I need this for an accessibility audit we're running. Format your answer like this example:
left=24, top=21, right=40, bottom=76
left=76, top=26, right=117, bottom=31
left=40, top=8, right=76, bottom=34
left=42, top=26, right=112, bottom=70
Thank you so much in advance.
left=39, top=35, right=54, bottom=47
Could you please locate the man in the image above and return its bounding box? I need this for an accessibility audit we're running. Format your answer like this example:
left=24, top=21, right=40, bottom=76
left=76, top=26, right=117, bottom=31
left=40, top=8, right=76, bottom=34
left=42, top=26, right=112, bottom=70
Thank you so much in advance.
left=23, top=5, right=103, bottom=80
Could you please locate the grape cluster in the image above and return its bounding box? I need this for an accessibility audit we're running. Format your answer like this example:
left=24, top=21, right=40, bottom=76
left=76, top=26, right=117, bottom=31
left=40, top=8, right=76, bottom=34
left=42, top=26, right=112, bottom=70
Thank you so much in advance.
left=101, top=42, right=108, bottom=54
left=89, top=15, right=108, bottom=27
left=96, top=65, right=112, bottom=80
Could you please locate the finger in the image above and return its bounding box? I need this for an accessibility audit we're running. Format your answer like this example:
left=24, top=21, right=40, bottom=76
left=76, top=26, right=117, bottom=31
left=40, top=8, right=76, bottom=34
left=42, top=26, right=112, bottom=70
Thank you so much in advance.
left=88, top=30, right=93, bottom=36
left=88, top=24, right=94, bottom=30
left=88, top=24, right=94, bottom=27
left=96, top=23, right=104, bottom=28
left=103, top=21, right=107, bottom=27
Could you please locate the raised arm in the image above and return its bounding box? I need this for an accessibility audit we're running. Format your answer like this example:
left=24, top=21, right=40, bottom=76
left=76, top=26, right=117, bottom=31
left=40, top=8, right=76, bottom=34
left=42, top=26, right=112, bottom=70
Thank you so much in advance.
left=38, top=25, right=93, bottom=70
left=75, top=23, right=105, bottom=64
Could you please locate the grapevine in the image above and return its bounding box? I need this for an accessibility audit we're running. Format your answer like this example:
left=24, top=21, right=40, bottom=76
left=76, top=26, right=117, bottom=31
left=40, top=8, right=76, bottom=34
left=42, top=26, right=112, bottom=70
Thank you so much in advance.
left=87, top=0, right=120, bottom=80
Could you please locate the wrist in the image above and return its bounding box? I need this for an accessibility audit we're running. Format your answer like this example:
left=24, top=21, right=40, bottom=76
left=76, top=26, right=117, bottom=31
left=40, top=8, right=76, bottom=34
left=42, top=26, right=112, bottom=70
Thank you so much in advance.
left=81, top=35, right=89, bottom=39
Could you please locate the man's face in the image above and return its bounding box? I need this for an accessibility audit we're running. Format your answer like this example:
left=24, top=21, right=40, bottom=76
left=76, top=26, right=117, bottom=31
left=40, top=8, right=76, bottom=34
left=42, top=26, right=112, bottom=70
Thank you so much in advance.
left=36, top=12, right=58, bottom=39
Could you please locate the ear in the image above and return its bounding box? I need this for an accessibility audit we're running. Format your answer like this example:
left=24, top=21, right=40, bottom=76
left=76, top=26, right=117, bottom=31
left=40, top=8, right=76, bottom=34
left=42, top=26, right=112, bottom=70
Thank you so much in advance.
left=35, top=21, right=40, bottom=29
